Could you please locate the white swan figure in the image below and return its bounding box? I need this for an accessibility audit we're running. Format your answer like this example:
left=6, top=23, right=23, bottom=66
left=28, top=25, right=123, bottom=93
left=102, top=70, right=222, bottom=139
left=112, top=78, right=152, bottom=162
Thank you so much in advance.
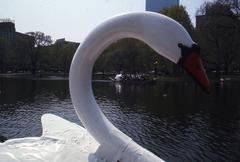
left=0, top=12, right=210, bottom=162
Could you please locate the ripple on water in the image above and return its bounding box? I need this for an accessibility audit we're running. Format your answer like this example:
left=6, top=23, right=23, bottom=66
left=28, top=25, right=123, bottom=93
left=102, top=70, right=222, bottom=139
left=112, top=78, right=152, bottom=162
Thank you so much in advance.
left=1, top=79, right=240, bottom=161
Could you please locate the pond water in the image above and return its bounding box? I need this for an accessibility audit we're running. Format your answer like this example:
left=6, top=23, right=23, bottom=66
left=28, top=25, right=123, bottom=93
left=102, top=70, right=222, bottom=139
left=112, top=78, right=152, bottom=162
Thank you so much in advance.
left=0, top=76, right=240, bottom=161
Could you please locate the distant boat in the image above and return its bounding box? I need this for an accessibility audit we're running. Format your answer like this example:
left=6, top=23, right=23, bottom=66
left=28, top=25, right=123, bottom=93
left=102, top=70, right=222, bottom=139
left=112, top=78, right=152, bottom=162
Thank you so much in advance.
left=110, top=73, right=157, bottom=85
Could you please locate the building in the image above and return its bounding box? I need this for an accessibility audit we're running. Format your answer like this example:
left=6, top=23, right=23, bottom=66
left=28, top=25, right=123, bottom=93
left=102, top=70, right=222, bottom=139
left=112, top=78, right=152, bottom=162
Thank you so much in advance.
left=0, top=18, right=35, bottom=72
left=0, top=19, right=16, bottom=46
left=146, top=0, right=179, bottom=13
left=55, top=38, right=80, bottom=47
left=0, top=18, right=34, bottom=48
left=55, top=38, right=66, bottom=45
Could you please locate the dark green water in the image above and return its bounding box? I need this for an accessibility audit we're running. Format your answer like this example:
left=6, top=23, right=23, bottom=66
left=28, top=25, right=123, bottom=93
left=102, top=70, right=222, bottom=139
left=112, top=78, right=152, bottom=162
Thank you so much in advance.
left=0, top=76, right=240, bottom=161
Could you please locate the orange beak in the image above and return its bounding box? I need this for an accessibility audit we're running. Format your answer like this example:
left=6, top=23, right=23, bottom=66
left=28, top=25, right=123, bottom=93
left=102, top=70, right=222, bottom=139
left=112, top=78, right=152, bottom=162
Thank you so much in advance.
left=178, top=44, right=211, bottom=93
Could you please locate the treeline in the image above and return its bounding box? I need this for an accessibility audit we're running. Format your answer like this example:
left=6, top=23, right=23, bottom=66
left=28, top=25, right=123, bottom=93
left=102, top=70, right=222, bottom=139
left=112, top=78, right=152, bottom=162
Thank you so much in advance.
left=94, top=0, right=240, bottom=78
left=94, top=5, right=194, bottom=76
left=94, top=38, right=178, bottom=76
left=0, top=32, right=79, bottom=75
left=0, top=0, right=240, bottom=78
left=197, top=0, right=240, bottom=77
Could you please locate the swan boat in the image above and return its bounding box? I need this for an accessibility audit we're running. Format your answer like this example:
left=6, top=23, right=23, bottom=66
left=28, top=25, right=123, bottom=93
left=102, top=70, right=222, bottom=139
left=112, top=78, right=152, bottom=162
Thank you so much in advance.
left=0, top=12, right=210, bottom=162
left=109, top=74, right=156, bottom=85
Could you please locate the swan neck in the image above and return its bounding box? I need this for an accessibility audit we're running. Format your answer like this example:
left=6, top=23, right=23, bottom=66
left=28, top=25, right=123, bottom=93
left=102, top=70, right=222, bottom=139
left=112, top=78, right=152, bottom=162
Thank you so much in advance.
left=70, top=22, right=142, bottom=145
left=70, top=11, right=194, bottom=150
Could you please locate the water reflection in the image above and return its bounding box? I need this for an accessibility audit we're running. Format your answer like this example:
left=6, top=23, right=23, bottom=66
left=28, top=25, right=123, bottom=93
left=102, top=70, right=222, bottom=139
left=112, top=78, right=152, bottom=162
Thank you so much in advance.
left=93, top=81, right=240, bottom=161
left=0, top=77, right=240, bottom=161
left=0, top=77, right=78, bottom=139
left=114, top=82, right=122, bottom=94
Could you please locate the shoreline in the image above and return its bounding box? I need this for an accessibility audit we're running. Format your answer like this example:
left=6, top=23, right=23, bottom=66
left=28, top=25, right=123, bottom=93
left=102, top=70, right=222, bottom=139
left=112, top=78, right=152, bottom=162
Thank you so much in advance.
left=1, top=72, right=240, bottom=82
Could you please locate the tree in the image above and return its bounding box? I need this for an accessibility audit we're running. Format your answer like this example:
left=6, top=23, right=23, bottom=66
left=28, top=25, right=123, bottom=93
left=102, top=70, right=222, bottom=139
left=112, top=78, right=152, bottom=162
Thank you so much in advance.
left=0, top=38, right=16, bottom=73
left=25, top=31, right=53, bottom=75
left=196, top=0, right=240, bottom=76
left=94, top=38, right=161, bottom=74
left=219, top=0, right=240, bottom=15
left=0, top=38, right=8, bottom=73
left=56, top=42, right=77, bottom=73
left=94, top=6, right=196, bottom=76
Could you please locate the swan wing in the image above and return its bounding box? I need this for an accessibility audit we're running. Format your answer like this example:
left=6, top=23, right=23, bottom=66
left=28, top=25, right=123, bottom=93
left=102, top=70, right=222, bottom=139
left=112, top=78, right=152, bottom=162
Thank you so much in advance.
left=0, top=114, right=102, bottom=162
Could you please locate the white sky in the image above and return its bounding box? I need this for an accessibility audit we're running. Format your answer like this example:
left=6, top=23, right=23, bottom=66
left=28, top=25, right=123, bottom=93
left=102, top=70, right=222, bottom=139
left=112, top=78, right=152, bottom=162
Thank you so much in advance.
left=0, top=0, right=212, bottom=42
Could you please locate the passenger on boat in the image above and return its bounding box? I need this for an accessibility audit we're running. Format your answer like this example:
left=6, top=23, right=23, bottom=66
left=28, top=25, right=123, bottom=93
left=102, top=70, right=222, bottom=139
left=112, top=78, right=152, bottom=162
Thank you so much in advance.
left=114, top=74, right=123, bottom=81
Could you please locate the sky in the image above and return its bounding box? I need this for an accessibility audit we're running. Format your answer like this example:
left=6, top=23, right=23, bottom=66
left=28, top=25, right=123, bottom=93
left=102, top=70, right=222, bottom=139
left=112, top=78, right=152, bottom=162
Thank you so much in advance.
left=0, top=0, right=212, bottom=42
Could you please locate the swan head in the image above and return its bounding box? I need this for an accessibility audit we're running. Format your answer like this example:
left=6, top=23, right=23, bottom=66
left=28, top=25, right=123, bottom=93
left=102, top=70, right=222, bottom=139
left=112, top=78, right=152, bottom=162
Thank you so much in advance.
left=126, top=12, right=211, bottom=93
left=178, top=43, right=210, bottom=93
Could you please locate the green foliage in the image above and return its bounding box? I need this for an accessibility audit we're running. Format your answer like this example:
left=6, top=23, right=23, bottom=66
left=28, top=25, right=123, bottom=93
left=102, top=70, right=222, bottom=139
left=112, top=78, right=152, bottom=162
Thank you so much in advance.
left=26, top=31, right=52, bottom=47
left=24, top=31, right=53, bottom=75
left=197, top=0, right=240, bottom=76
left=39, top=41, right=78, bottom=73
left=0, top=38, right=8, bottom=72
left=55, top=42, right=77, bottom=72
left=0, top=38, right=16, bottom=72
left=94, top=38, right=163, bottom=74
left=0, top=31, right=78, bottom=74
left=1, top=2, right=238, bottom=78
left=94, top=6, right=196, bottom=76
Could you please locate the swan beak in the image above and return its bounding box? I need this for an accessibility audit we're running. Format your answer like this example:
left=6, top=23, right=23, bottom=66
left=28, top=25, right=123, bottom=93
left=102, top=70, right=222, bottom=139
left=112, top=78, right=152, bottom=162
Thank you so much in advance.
left=178, top=44, right=211, bottom=93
